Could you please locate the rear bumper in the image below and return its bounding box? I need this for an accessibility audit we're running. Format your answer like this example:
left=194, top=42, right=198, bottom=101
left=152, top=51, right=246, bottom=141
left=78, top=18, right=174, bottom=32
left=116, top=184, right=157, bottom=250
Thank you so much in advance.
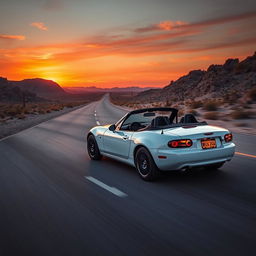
left=152, top=143, right=235, bottom=171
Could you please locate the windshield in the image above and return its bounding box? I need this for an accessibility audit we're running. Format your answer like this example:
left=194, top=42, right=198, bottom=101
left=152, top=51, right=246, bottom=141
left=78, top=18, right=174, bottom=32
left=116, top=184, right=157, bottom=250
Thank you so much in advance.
left=120, top=109, right=178, bottom=131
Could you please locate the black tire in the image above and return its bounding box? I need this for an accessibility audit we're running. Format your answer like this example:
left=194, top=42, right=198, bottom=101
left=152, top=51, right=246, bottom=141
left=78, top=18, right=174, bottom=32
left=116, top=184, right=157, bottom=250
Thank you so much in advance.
left=87, top=135, right=102, bottom=160
left=206, top=162, right=224, bottom=170
left=135, top=147, right=159, bottom=181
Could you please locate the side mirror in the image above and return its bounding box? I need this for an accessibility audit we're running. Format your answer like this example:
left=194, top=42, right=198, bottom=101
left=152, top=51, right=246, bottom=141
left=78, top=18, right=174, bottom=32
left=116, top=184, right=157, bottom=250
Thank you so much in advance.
left=109, top=124, right=116, bottom=131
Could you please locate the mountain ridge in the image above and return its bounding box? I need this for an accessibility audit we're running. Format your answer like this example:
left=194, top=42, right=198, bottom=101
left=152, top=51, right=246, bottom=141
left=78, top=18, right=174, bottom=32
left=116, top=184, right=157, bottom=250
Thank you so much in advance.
left=136, top=52, right=256, bottom=103
left=0, top=77, right=67, bottom=101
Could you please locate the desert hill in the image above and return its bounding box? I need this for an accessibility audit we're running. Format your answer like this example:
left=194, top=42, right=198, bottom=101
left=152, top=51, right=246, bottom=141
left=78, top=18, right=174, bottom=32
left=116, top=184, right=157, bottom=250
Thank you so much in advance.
left=136, top=52, right=256, bottom=103
left=11, top=78, right=67, bottom=99
left=64, top=86, right=157, bottom=94
left=0, top=77, right=41, bottom=102
left=0, top=77, right=68, bottom=102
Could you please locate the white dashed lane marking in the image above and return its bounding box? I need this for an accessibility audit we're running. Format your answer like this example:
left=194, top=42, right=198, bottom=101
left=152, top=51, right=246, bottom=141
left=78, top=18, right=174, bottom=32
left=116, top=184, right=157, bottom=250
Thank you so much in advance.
left=85, top=176, right=128, bottom=198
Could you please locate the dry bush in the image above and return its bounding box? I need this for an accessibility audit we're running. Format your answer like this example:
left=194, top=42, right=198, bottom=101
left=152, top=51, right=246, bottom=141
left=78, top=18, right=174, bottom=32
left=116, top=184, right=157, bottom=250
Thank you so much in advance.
left=239, top=103, right=251, bottom=109
left=38, top=109, right=46, bottom=114
left=0, top=112, right=6, bottom=119
left=203, top=101, right=218, bottom=111
left=247, top=87, right=256, bottom=102
left=189, top=109, right=199, bottom=116
left=0, top=101, right=88, bottom=120
left=235, top=122, right=248, bottom=127
left=190, top=101, right=202, bottom=109
left=204, top=112, right=219, bottom=120
left=230, top=110, right=252, bottom=119
left=17, top=114, right=25, bottom=119
left=178, top=110, right=184, bottom=117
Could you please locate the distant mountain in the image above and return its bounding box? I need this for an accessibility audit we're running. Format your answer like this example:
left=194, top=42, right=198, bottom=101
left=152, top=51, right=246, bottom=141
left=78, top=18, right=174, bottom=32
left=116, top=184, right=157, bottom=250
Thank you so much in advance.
left=64, top=86, right=157, bottom=94
left=0, top=77, right=68, bottom=102
left=0, top=77, right=41, bottom=102
left=11, top=78, right=67, bottom=99
left=136, top=52, right=256, bottom=103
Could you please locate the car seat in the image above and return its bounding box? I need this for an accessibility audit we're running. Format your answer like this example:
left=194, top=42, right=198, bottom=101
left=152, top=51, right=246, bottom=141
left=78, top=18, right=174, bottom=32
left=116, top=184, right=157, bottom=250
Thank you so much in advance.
left=151, top=116, right=170, bottom=127
left=180, top=114, right=198, bottom=123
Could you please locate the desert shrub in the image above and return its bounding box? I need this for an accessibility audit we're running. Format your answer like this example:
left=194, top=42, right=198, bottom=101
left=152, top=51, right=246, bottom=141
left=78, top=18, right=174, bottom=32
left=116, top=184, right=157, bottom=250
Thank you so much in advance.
left=247, top=87, right=256, bottom=102
left=189, top=109, right=199, bottom=116
left=235, top=122, right=248, bottom=127
left=203, top=101, right=218, bottom=111
left=0, top=113, right=6, bottom=119
left=230, top=110, right=252, bottom=119
left=184, top=100, right=192, bottom=106
left=178, top=110, right=184, bottom=117
left=204, top=112, right=219, bottom=120
left=165, top=99, right=172, bottom=107
left=23, top=107, right=31, bottom=114
left=17, top=114, right=25, bottom=119
left=38, top=110, right=46, bottom=114
left=7, top=106, right=22, bottom=116
left=190, top=101, right=202, bottom=109
left=239, top=103, right=251, bottom=109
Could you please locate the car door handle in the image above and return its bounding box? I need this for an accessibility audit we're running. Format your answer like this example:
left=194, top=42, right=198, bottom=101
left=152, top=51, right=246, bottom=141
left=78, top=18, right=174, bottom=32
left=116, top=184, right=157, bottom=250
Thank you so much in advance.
left=122, top=135, right=129, bottom=140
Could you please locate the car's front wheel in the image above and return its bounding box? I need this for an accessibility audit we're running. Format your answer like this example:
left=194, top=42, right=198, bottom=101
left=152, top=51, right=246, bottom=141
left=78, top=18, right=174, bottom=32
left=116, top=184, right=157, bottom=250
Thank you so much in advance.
left=87, top=135, right=102, bottom=160
left=135, top=147, right=159, bottom=181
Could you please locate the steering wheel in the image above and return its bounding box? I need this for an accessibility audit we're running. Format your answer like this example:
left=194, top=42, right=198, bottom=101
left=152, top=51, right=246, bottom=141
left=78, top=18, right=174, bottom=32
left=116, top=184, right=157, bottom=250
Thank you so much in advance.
left=129, top=122, right=141, bottom=131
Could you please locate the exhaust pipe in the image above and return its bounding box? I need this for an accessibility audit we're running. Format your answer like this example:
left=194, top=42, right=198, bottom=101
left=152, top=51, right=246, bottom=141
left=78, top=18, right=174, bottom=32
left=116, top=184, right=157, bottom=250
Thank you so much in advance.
left=181, top=166, right=189, bottom=172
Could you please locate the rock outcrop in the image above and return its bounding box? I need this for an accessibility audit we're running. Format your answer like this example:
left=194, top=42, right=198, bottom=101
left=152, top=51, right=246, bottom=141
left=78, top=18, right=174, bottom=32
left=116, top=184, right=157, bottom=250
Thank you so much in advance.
left=136, top=52, right=256, bottom=103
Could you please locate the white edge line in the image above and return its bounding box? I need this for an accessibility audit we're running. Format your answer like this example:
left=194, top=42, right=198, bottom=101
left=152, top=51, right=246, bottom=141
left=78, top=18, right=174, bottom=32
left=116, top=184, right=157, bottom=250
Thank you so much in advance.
left=85, top=176, right=127, bottom=198
left=96, top=121, right=100, bottom=125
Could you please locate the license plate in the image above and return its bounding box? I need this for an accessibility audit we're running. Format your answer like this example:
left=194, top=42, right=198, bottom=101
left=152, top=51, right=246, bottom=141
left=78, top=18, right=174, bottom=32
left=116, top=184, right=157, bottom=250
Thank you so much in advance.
left=201, top=139, right=216, bottom=149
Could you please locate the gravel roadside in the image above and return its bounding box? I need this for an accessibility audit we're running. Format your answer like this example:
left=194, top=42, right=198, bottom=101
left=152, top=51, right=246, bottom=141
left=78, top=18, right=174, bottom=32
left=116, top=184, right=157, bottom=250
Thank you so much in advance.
left=0, top=104, right=87, bottom=140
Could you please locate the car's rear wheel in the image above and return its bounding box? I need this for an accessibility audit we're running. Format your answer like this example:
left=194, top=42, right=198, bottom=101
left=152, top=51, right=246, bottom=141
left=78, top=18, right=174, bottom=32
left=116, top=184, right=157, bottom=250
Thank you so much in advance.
left=135, top=147, right=159, bottom=181
left=206, top=162, right=224, bottom=170
left=87, top=135, right=102, bottom=160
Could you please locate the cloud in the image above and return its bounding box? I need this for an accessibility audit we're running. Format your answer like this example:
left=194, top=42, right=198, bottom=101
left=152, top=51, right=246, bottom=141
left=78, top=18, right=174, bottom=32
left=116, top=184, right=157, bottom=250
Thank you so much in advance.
left=158, top=21, right=188, bottom=31
left=188, top=11, right=256, bottom=29
left=31, top=22, right=48, bottom=31
left=1, top=11, right=256, bottom=87
left=135, top=20, right=188, bottom=33
left=135, top=11, right=256, bottom=33
left=0, top=34, right=25, bottom=40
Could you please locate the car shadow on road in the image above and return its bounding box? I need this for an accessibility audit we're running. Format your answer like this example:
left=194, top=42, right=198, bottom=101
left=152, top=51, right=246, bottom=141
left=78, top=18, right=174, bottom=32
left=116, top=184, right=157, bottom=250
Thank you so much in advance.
left=87, top=155, right=229, bottom=187
left=157, top=165, right=228, bottom=188
left=86, top=156, right=137, bottom=178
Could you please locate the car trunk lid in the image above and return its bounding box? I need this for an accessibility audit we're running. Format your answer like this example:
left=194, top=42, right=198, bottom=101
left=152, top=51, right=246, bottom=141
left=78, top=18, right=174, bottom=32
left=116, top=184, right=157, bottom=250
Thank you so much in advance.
left=164, top=125, right=228, bottom=138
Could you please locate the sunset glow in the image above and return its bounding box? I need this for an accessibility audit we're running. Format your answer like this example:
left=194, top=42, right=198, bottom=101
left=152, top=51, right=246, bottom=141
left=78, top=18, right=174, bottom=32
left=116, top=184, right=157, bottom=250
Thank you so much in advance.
left=0, top=0, right=256, bottom=88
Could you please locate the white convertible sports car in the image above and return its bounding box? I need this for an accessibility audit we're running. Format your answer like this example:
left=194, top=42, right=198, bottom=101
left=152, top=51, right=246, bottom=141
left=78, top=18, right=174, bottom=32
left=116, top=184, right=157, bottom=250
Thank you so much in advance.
left=87, top=107, right=235, bottom=181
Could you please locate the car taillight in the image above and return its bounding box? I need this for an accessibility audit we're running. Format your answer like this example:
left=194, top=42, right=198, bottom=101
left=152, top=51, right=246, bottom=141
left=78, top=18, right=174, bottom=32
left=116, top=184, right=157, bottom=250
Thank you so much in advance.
left=168, top=139, right=193, bottom=148
left=224, top=133, right=233, bottom=142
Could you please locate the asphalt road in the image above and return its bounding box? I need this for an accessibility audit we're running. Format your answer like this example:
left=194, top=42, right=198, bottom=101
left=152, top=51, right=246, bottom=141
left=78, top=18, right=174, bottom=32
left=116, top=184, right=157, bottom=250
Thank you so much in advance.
left=0, top=95, right=256, bottom=256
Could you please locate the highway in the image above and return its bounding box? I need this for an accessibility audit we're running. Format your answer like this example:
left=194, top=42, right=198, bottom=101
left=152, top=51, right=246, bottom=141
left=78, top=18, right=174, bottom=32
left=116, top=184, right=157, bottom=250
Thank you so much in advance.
left=0, top=95, right=256, bottom=256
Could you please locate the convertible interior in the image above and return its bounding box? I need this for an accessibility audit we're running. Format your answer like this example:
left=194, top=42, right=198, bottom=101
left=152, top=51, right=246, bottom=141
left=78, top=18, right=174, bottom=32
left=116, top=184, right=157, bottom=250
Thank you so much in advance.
left=118, top=108, right=207, bottom=132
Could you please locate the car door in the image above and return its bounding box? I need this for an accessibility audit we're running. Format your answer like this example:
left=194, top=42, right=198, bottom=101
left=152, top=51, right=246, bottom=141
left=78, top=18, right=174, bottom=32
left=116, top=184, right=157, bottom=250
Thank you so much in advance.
left=103, top=129, right=133, bottom=159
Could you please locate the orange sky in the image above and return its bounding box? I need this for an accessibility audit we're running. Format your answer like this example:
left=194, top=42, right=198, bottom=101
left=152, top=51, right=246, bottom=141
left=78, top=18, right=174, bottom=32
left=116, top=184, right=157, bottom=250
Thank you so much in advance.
left=0, top=1, right=256, bottom=88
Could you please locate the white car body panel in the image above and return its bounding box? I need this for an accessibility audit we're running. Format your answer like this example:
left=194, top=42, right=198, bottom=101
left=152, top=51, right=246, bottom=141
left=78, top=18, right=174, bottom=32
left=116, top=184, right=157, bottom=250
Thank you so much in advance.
left=89, top=123, right=235, bottom=171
